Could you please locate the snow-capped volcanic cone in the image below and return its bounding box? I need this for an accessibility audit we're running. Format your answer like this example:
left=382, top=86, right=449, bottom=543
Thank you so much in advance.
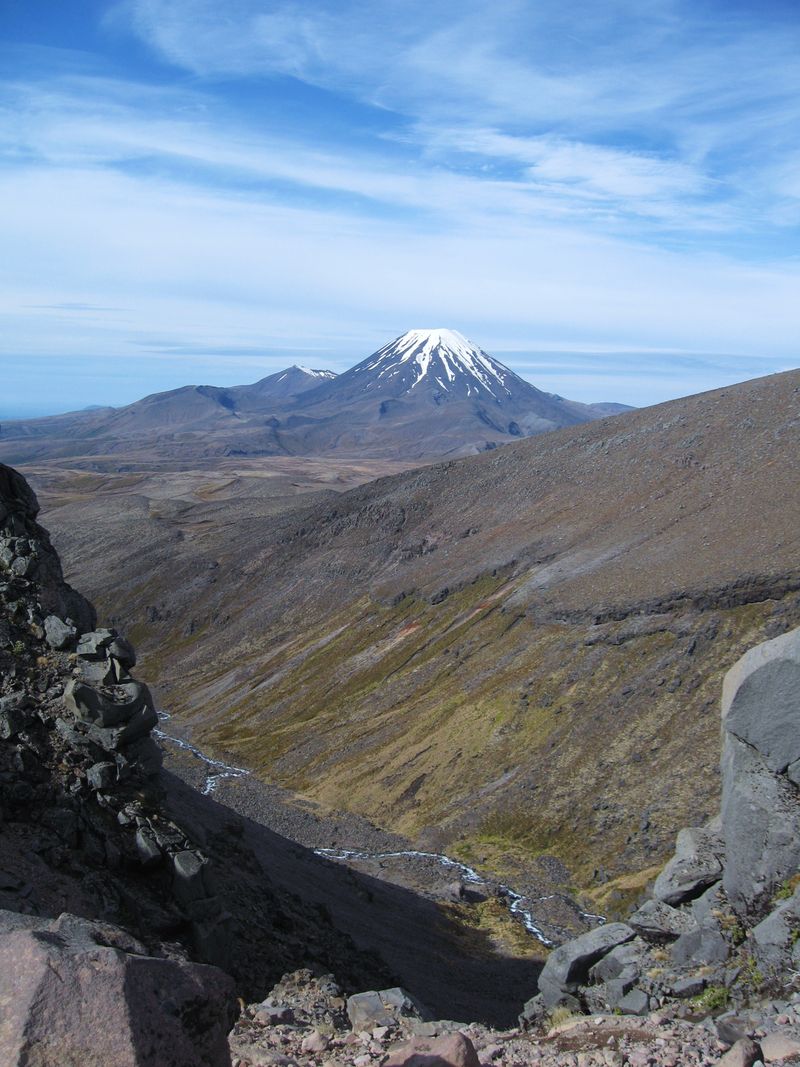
left=351, top=328, right=519, bottom=401
left=0, top=329, right=629, bottom=464
left=285, top=327, right=614, bottom=457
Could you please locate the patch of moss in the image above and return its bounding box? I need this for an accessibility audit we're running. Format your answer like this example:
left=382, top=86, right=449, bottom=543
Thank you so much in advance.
left=690, top=985, right=729, bottom=1013
left=773, top=872, right=800, bottom=902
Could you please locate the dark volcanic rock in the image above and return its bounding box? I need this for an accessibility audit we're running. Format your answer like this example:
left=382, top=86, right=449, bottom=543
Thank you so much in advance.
left=628, top=898, right=698, bottom=941
left=346, top=987, right=429, bottom=1030
left=530, top=922, right=636, bottom=1010
left=43, top=613, right=77, bottom=650
left=0, top=464, right=95, bottom=632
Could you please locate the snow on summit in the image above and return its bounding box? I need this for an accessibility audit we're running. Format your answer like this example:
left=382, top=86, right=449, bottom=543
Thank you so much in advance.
left=366, top=328, right=513, bottom=398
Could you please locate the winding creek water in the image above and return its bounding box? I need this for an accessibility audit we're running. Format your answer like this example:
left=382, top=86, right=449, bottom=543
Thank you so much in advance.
left=155, top=713, right=603, bottom=946
left=314, top=847, right=559, bottom=945
left=155, top=712, right=250, bottom=795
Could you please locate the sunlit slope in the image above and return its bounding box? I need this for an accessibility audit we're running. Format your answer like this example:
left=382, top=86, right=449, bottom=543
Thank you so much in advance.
left=40, top=368, right=800, bottom=896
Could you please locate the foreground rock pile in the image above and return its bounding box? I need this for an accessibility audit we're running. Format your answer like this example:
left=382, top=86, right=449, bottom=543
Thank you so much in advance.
left=227, top=966, right=800, bottom=1067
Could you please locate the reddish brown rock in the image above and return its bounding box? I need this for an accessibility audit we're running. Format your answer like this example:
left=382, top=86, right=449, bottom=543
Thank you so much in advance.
left=761, top=1031, right=800, bottom=1062
left=717, top=1037, right=764, bottom=1067
left=0, top=910, right=237, bottom=1066
left=383, top=1031, right=481, bottom=1067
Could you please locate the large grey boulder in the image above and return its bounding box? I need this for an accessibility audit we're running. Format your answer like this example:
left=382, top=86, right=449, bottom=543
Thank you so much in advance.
left=76, top=628, right=116, bottom=659
left=44, top=614, right=77, bottom=650
left=0, top=909, right=237, bottom=1066
left=584, top=940, right=649, bottom=1014
left=535, top=922, right=635, bottom=1006
left=751, top=885, right=800, bottom=974
left=346, top=987, right=428, bottom=1030
left=721, top=627, right=800, bottom=916
left=671, top=921, right=730, bottom=968
left=63, top=677, right=157, bottom=752
left=652, top=826, right=724, bottom=906
left=64, top=678, right=152, bottom=728
left=629, top=898, right=699, bottom=942
left=723, top=627, right=800, bottom=773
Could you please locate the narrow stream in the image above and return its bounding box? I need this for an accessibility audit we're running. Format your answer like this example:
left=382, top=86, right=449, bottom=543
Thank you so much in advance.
left=155, top=713, right=603, bottom=945
left=155, top=712, right=250, bottom=795
left=314, top=846, right=558, bottom=945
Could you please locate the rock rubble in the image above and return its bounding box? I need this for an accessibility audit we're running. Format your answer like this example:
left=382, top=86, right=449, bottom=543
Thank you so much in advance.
left=228, top=965, right=800, bottom=1067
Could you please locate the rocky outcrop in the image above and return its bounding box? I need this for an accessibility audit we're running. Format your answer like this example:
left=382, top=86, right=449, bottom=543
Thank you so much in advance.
left=1, top=463, right=396, bottom=1057
left=0, top=463, right=249, bottom=977
left=228, top=964, right=800, bottom=1067
left=521, top=625, right=800, bottom=1026
left=721, top=626, right=800, bottom=916
left=346, top=988, right=430, bottom=1030
left=0, top=464, right=94, bottom=633
left=651, top=826, right=724, bottom=906
left=534, top=922, right=636, bottom=1010
left=0, top=462, right=220, bottom=954
left=0, top=909, right=237, bottom=1067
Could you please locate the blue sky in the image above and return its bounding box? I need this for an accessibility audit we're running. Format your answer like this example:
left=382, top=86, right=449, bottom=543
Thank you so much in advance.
left=1, top=0, right=799, bottom=416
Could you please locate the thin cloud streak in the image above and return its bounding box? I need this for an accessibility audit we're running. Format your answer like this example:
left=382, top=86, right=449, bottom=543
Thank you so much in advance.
left=1, top=1, right=798, bottom=412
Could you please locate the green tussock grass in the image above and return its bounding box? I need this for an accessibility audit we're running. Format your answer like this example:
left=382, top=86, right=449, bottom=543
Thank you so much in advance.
left=148, top=572, right=800, bottom=896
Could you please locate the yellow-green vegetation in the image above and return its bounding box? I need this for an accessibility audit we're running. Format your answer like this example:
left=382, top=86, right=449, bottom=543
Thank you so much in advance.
left=440, top=898, right=550, bottom=960
left=774, top=872, right=800, bottom=902
left=740, top=954, right=765, bottom=992
left=153, top=560, right=798, bottom=899
left=711, top=907, right=746, bottom=946
left=690, top=986, right=730, bottom=1013
left=546, top=1006, right=582, bottom=1031
left=583, top=865, right=665, bottom=920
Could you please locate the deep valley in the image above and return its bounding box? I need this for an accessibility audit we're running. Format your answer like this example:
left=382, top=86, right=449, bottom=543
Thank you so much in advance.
left=17, top=365, right=800, bottom=916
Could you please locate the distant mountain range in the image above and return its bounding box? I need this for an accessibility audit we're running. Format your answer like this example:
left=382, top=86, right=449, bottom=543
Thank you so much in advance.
left=0, top=329, right=631, bottom=465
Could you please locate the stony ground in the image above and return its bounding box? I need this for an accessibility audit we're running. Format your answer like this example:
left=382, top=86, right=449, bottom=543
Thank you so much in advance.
left=228, top=969, right=800, bottom=1067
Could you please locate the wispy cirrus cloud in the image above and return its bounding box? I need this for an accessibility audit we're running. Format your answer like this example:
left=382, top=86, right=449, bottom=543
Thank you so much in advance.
left=108, top=0, right=800, bottom=230
left=1, top=0, right=799, bottom=414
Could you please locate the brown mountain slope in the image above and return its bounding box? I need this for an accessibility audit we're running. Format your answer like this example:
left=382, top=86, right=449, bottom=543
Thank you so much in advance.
left=30, top=368, right=800, bottom=908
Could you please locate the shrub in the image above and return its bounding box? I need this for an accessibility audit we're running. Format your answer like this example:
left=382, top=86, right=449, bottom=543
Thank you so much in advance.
left=690, top=985, right=729, bottom=1013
